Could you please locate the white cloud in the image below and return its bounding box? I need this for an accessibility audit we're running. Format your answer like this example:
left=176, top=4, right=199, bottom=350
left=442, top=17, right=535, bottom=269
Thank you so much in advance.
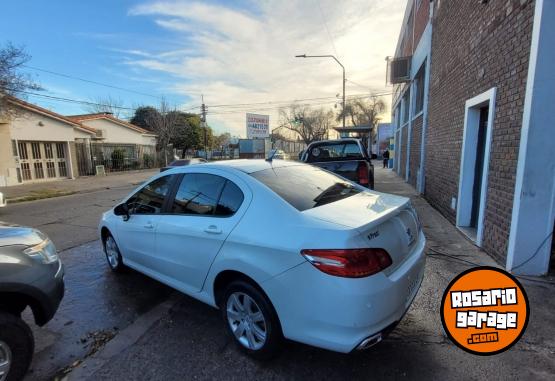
left=126, top=0, right=405, bottom=136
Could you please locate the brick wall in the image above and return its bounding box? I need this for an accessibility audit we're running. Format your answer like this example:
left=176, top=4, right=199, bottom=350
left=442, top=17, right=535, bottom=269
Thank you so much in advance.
left=414, top=0, right=430, bottom=48
left=425, top=0, right=534, bottom=262
left=399, top=127, right=408, bottom=179
left=409, top=116, right=423, bottom=187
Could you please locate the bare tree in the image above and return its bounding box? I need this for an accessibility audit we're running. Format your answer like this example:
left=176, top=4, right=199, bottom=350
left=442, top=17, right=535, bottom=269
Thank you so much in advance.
left=279, top=104, right=334, bottom=145
left=336, top=95, right=387, bottom=127
left=146, top=99, right=180, bottom=166
left=0, top=42, right=41, bottom=116
left=85, top=95, right=125, bottom=118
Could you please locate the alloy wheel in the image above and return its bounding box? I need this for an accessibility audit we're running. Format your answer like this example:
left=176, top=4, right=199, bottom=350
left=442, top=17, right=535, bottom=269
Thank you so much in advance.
left=105, top=236, right=119, bottom=268
left=226, top=292, right=267, bottom=350
left=0, top=341, right=12, bottom=381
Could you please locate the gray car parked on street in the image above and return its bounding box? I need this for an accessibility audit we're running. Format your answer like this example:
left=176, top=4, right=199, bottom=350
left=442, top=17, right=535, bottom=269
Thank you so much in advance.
left=0, top=222, right=64, bottom=381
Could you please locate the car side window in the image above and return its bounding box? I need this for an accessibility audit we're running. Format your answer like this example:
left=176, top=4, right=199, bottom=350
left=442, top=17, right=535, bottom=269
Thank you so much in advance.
left=127, top=175, right=175, bottom=215
left=171, top=174, right=226, bottom=215
left=216, top=181, right=244, bottom=217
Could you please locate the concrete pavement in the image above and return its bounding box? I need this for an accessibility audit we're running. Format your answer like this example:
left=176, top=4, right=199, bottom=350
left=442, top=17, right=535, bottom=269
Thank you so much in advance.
left=0, top=169, right=158, bottom=202
left=65, top=166, right=555, bottom=381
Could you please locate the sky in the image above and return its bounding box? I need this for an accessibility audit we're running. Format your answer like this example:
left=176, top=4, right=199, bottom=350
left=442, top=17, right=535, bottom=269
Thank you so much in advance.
left=0, top=0, right=406, bottom=137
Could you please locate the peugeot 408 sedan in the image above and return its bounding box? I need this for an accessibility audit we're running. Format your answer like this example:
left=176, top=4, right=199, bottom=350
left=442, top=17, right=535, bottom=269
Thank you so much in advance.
left=99, top=160, right=425, bottom=358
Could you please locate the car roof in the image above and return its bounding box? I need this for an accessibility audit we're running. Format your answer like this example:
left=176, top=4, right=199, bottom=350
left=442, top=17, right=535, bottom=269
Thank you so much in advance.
left=178, top=159, right=304, bottom=174
left=309, top=138, right=360, bottom=146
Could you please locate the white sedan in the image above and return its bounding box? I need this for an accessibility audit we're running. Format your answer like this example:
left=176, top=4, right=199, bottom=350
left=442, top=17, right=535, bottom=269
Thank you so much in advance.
left=99, top=159, right=425, bottom=357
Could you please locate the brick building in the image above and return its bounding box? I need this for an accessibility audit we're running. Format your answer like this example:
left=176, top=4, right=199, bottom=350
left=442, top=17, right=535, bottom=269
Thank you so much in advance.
left=389, top=0, right=554, bottom=275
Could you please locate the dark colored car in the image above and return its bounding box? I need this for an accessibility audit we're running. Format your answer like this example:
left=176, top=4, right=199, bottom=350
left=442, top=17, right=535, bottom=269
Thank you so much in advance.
left=160, top=158, right=207, bottom=172
left=0, top=223, right=64, bottom=381
left=301, top=138, right=375, bottom=189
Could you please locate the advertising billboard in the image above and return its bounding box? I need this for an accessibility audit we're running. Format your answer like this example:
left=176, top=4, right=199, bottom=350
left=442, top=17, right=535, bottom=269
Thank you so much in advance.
left=246, top=113, right=270, bottom=139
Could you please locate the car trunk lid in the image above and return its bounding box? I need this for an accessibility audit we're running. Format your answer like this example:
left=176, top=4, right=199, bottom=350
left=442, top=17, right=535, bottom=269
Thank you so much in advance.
left=302, top=191, right=421, bottom=272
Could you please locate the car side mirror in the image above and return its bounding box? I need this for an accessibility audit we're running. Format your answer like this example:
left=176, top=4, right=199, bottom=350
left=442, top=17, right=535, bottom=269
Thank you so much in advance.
left=114, top=203, right=130, bottom=221
left=371, top=154, right=378, bottom=160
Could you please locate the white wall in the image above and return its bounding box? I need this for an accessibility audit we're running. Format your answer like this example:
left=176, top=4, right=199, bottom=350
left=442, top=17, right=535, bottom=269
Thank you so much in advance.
left=74, top=128, right=93, bottom=139
left=80, top=118, right=156, bottom=146
left=0, top=124, right=18, bottom=186
left=507, top=0, right=555, bottom=275
left=10, top=109, right=79, bottom=141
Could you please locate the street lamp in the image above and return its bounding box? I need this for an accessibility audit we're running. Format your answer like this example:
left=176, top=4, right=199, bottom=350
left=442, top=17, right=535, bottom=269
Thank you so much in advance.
left=295, top=54, right=346, bottom=129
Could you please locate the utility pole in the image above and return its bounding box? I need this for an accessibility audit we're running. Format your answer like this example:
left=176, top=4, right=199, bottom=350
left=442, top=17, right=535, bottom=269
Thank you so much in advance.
left=201, top=95, right=208, bottom=160
left=295, top=54, right=346, bottom=129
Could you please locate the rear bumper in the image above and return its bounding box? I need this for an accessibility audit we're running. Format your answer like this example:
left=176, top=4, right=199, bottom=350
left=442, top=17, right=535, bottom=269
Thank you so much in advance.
left=263, top=231, right=426, bottom=353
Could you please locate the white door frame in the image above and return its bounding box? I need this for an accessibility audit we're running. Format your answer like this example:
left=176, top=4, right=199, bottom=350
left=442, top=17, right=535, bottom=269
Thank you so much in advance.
left=456, top=87, right=497, bottom=246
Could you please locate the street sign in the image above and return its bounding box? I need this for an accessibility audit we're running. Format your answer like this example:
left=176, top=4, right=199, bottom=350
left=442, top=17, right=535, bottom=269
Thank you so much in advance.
left=246, top=113, right=269, bottom=139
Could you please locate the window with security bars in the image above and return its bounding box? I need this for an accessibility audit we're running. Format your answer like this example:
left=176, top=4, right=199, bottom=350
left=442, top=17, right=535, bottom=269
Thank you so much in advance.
left=21, top=163, right=32, bottom=181
left=18, top=142, right=28, bottom=159
left=46, top=162, right=56, bottom=178
left=56, top=143, right=65, bottom=158
left=31, top=142, right=42, bottom=159
left=45, top=143, right=54, bottom=159
left=34, top=162, right=45, bottom=179
left=58, top=161, right=68, bottom=177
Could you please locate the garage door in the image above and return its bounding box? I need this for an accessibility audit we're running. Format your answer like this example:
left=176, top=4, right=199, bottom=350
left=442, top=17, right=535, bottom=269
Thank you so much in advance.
left=18, top=141, right=70, bottom=182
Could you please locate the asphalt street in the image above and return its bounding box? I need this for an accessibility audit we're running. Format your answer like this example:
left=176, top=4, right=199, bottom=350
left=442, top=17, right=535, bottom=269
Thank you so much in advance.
left=0, top=183, right=174, bottom=380
left=1, top=169, right=554, bottom=380
left=0, top=182, right=140, bottom=251
left=75, top=168, right=555, bottom=381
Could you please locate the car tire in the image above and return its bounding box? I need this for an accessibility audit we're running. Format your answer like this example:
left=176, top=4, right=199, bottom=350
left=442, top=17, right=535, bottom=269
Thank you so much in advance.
left=220, top=280, right=283, bottom=359
left=103, top=234, right=126, bottom=272
left=0, top=312, right=34, bottom=381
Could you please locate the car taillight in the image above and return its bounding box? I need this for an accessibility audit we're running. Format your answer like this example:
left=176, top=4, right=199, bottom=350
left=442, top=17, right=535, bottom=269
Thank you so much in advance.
left=301, top=248, right=392, bottom=278
left=357, top=162, right=369, bottom=185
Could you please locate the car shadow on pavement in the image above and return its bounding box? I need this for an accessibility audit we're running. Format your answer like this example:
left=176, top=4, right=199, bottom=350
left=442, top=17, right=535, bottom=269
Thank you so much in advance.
left=87, top=291, right=444, bottom=381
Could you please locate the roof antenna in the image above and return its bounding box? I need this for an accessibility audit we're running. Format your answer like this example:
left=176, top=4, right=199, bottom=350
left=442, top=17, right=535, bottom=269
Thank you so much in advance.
left=266, top=149, right=277, bottom=162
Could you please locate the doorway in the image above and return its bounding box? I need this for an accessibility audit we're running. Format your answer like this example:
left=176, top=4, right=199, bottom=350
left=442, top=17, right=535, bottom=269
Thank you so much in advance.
left=470, top=106, right=489, bottom=229
left=17, top=141, right=70, bottom=182
left=456, top=88, right=496, bottom=245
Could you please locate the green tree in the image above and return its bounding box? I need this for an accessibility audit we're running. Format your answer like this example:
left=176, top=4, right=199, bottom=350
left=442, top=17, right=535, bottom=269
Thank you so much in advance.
left=171, top=112, right=203, bottom=156
left=130, top=106, right=160, bottom=131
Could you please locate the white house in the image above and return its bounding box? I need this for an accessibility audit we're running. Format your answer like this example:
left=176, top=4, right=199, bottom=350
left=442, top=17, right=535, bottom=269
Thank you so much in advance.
left=0, top=96, right=96, bottom=186
left=0, top=97, right=158, bottom=186
left=67, top=113, right=157, bottom=146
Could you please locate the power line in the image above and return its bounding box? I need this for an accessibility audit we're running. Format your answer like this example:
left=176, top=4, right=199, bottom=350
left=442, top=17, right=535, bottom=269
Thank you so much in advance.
left=208, top=95, right=346, bottom=109
left=316, top=0, right=339, bottom=58
left=207, top=92, right=392, bottom=110
left=8, top=89, right=137, bottom=110
left=345, top=78, right=386, bottom=92
left=205, top=93, right=393, bottom=115
left=22, top=64, right=167, bottom=100
left=2, top=86, right=204, bottom=114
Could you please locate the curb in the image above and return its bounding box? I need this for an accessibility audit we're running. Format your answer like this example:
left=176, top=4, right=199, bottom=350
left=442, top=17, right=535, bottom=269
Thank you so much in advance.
left=65, top=293, right=181, bottom=380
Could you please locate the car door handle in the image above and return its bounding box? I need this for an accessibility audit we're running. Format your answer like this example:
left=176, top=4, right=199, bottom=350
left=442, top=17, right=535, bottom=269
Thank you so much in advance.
left=144, top=223, right=154, bottom=229
left=204, top=225, right=222, bottom=234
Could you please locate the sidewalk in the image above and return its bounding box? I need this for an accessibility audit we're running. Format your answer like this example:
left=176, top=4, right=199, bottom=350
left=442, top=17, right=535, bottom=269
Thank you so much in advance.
left=68, top=166, right=555, bottom=381
left=0, top=169, right=158, bottom=202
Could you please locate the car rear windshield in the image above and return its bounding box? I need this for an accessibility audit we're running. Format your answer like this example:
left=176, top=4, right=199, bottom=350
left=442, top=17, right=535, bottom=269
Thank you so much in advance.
left=305, top=141, right=364, bottom=162
left=250, top=165, right=363, bottom=211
